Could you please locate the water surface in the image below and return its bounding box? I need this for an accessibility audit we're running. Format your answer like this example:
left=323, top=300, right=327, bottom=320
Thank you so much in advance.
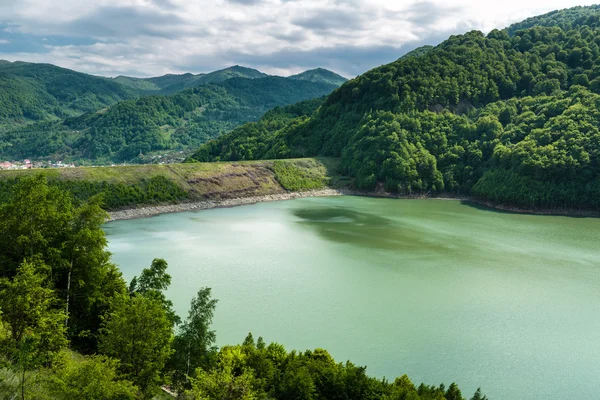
left=105, top=197, right=600, bottom=399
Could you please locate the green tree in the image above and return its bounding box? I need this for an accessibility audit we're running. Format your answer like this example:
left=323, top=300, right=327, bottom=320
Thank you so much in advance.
left=188, top=346, right=257, bottom=400
left=0, top=176, right=126, bottom=352
left=99, top=295, right=173, bottom=399
left=470, top=387, right=488, bottom=400
left=0, top=261, right=67, bottom=400
left=130, top=258, right=180, bottom=326
left=49, top=351, right=138, bottom=400
left=445, top=382, right=463, bottom=400
left=170, top=287, right=218, bottom=390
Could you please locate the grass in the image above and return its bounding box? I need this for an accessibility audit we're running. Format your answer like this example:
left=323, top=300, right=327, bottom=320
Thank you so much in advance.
left=0, top=158, right=347, bottom=208
left=272, top=159, right=330, bottom=191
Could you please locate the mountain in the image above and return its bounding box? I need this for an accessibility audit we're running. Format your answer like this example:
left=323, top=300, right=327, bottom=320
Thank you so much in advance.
left=288, top=68, right=347, bottom=86
left=0, top=61, right=136, bottom=126
left=112, top=66, right=268, bottom=95
left=0, top=62, right=343, bottom=129
left=399, top=45, right=434, bottom=60
left=188, top=5, right=600, bottom=211
left=0, top=76, right=340, bottom=162
left=113, top=73, right=200, bottom=93
left=506, top=4, right=600, bottom=35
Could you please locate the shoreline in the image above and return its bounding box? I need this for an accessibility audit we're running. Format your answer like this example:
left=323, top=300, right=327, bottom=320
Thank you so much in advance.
left=107, top=188, right=346, bottom=221
left=107, top=189, right=600, bottom=222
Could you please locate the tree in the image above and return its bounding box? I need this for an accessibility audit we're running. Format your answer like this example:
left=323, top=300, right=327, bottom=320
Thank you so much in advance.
left=170, top=287, right=218, bottom=390
left=0, top=175, right=72, bottom=278
left=188, top=347, right=257, bottom=400
left=0, top=261, right=67, bottom=400
left=49, top=352, right=138, bottom=400
left=0, top=176, right=126, bottom=352
left=99, top=295, right=173, bottom=399
left=445, top=382, right=463, bottom=400
left=470, top=387, right=488, bottom=400
left=130, top=258, right=180, bottom=326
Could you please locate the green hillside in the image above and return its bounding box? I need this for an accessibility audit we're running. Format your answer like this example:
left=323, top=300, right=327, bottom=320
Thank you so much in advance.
left=144, top=66, right=268, bottom=95
left=289, top=68, right=348, bottom=86
left=506, top=4, right=600, bottom=34
left=114, top=66, right=344, bottom=95
left=189, top=5, right=600, bottom=211
left=0, top=77, right=340, bottom=162
left=0, top=158, right=337, bottom=210
left=0, top=61, right=136, bottom=126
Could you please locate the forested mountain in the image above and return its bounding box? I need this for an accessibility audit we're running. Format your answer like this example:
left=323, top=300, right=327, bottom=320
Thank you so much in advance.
left=0, top=61, right=343, bottom=128
left=114, top=66, right=269, bottom=96
left=0, top=76, right=340, bottom=162
left=0, top=61, right=136, bottom=126
left=115, top=66, right=345, bottom=95
left=506, top=4, right=600, bottom=34
left=189, top=5, right=600, bottom=211
left=289, top=68, right=348, bottom=86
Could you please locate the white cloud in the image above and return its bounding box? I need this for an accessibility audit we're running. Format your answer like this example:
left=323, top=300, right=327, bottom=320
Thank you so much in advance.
left=0, top=0, right=598, bottom=77
left=0, top=39, right=9, bottom=44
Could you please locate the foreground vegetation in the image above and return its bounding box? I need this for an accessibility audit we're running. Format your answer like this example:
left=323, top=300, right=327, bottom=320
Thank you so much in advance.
left=0, top=176, right=486, bottom=399
left=188, top=5, right=600, bottom=211
left=0, top=159, right=336, bottom=210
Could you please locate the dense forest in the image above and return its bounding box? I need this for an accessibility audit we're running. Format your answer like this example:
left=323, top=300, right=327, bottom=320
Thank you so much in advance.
left=0, top=75, right=343, bottom=163
left=113, top=66, right=272, bottom=96
left=0, top=61, right=136, bottom=126
left=188, top=5, right=600, bottom=211
left=0, top=176, right=485, bottom=400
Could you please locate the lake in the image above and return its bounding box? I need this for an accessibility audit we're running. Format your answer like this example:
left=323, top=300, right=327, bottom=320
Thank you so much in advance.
left=104, top=196, right=600, bottom=399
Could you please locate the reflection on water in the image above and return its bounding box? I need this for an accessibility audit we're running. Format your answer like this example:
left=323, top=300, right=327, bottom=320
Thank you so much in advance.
left=293, top=206, right=461, bottom=253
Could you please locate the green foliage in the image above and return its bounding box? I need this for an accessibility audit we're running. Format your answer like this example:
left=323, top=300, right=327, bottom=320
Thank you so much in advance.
left=0, top=61, right=135, bottom=126
left=187, top=97, right=324, bottom=162
left=0, top=261, right=68, bottom=399
left=192, top=7, right=600, bottom=211
left=186, top=342, right=478, bottom=400
left=0, top=175, right=188, bottom=210
left=0, top=175, right=127, bottom=352
left=170, top=288, right=218, bottom=391
left=130, top=258, right=180, bottom=326
left=98, top=295, right=174, bottom=398
left=48, top=351, right=138, bottom=400
left=272, top=159, right=329, bottom=191
left=506, top=5, right=600, bottom=34
left=288, top=68, right=348, bottom=86
left=0, top=73, right=341, bottom=162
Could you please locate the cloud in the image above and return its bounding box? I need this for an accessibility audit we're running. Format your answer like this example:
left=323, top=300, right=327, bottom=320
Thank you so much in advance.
left=0, top=0, right=598, bottom=77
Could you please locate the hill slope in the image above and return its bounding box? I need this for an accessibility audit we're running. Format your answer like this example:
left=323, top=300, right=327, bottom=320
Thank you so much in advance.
left=188, top=5, right=600, bottom=211
left=0, top=61, right=136, bottom=127
left=289, top=68, right=347, bottom=86
left=0, top=77, right=340, bottom=162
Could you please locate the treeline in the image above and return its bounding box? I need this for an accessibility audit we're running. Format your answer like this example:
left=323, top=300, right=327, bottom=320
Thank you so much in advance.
left=188, top=5, right=600, bottom=211
left=0, top=177, right=486, bottom=399
left=0, top=77, right=340, bottom=162
left=0, top=175, right=188, bottom=209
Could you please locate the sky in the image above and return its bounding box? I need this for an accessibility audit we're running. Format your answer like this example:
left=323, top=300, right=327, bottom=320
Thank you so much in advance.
left=0, top=0, right=598, bottom=78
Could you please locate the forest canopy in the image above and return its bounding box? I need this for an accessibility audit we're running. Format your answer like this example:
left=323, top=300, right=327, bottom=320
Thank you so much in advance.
left=188, top=5, right=600, bottom=211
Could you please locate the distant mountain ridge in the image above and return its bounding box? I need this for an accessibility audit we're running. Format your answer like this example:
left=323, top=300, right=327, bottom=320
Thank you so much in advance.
left=0, top=75, right=342, bottom=162
left=288, top=68, right=348, bottom=86
left=0, top=61, right=346, bottom=128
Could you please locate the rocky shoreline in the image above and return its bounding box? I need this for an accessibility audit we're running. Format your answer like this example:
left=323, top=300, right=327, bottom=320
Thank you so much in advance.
left=107, top=188, right=346, bottom=221
left=107, top=189, right=599, bottom=222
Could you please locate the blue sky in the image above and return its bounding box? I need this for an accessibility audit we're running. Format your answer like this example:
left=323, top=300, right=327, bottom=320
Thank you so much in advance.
left=0, top=0, right=598, bottom=78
